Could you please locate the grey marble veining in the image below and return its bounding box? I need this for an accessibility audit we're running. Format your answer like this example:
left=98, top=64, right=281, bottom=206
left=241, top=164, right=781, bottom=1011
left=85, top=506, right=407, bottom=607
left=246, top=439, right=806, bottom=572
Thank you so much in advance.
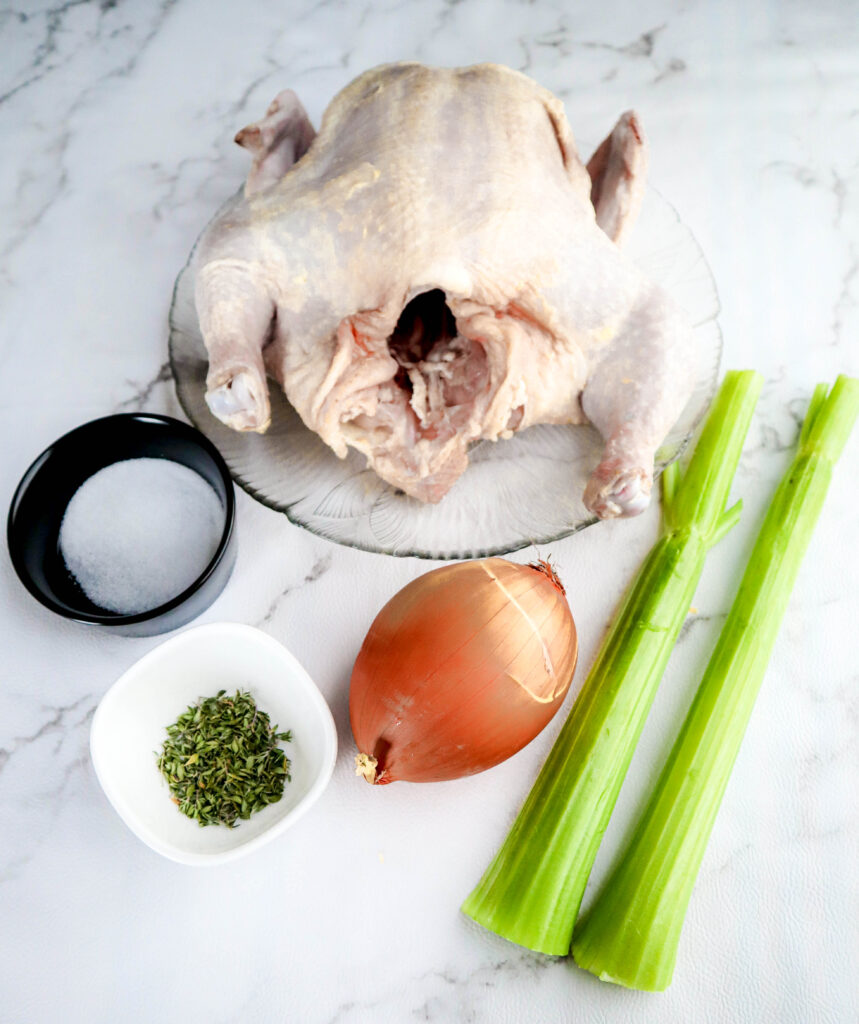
left=1, top=1, right=857, bottom=1022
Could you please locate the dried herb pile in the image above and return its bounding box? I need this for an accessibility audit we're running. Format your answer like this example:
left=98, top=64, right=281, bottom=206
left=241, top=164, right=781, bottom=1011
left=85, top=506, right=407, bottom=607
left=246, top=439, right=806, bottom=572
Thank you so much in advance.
left=157, top=689, right=292, bottom=827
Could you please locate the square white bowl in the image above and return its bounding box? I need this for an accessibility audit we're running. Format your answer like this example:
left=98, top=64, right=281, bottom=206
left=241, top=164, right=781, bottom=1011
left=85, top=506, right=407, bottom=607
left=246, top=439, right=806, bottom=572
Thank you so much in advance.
left=91, top=622, right=337, bottom=865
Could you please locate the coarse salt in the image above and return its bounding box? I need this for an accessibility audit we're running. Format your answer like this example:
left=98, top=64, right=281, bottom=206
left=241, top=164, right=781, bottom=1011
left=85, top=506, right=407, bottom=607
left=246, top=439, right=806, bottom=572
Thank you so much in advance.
left=59, top=458, right=225, bottom=615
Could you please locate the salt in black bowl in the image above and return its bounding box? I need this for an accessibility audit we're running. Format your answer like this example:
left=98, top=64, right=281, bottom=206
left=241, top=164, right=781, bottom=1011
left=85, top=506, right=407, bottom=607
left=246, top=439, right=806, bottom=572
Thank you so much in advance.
left=7, top=413, right=237, bottom=637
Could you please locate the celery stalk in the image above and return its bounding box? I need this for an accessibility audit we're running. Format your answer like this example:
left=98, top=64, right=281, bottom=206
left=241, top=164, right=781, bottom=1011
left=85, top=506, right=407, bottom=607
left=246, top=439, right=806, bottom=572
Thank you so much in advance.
left=572, top=375, right=859, bottom=990
left=461, top=370, right=763, bottom=954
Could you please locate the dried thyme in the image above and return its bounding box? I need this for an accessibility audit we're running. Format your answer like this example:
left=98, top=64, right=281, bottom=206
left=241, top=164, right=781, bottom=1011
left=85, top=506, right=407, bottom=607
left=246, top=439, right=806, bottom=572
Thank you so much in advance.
left=157, top=689, right=292, bottom=827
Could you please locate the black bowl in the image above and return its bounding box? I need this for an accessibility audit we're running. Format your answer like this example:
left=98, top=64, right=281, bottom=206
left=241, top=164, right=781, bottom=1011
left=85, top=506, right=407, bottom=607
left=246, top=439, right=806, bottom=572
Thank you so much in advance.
left=7, top=413, right=237, bottom=637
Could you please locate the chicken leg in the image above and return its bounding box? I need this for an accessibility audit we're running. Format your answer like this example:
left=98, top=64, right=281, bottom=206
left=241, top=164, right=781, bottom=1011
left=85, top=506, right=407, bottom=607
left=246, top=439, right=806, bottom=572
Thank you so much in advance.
left=197, top=91, right=316, bottom=431
left=580, top=283, right=692, bottom=517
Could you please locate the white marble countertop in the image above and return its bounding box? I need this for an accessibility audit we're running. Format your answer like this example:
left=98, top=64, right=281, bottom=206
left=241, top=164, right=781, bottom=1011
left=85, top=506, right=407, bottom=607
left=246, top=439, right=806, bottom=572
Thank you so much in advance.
left=2, top=2, right=857, bottom=1022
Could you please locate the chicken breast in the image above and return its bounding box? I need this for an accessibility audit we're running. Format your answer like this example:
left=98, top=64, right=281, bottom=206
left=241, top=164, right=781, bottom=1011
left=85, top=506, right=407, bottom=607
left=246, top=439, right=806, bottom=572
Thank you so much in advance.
left=194, top=62, right=694, bottom=518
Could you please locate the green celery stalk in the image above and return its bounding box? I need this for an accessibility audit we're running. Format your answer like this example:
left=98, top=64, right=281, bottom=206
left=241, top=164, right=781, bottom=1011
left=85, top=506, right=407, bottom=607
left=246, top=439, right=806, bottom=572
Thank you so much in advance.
left=572, top=374, right=859, bottom=990
left=461, top=370, right=763, bottom=954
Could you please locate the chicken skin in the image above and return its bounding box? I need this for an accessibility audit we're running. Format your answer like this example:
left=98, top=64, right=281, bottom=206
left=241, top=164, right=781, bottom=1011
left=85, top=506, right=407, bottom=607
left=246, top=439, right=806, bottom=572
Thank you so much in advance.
left=194, top=62, right=694, bottom=518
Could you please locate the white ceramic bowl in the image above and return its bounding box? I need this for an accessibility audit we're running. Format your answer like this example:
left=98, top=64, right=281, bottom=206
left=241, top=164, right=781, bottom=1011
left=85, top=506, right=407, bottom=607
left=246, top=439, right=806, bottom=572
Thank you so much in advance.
left=91, top=622, right=337, bottom=865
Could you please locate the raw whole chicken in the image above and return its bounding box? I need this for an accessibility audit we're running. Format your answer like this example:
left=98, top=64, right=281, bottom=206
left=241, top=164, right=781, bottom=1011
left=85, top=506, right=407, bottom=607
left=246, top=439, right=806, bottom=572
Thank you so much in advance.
left=194, top=62, right=694, bottom=518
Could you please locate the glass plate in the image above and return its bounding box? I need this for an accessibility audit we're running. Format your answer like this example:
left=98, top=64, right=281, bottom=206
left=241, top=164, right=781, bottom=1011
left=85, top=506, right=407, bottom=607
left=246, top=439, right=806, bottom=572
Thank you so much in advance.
left=169, top=187, right=721, bottom=559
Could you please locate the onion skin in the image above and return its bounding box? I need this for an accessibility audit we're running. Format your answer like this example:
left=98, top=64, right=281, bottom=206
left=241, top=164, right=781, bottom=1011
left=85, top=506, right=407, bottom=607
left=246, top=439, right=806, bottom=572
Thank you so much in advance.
left=349, top=557, right=578, bottom=784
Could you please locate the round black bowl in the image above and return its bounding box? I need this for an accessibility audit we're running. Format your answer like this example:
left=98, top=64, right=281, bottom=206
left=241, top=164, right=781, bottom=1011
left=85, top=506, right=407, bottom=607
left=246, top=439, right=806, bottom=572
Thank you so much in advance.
left=7, top=413, right=237, bottom=637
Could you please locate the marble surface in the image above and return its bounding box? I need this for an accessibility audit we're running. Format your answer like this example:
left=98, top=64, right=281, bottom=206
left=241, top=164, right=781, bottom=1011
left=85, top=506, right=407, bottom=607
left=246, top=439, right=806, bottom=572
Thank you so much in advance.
left=1, top=1, right=857, bottom=1021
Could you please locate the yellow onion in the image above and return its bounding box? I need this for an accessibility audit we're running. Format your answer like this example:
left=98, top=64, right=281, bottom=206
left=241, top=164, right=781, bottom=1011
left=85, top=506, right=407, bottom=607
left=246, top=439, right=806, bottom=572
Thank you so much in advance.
left=350, top=557, right=578, bottom=784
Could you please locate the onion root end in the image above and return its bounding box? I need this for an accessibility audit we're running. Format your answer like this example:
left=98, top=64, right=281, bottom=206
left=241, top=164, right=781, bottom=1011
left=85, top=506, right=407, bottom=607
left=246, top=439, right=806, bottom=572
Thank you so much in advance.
left=355, top=752, right=379, bottom=784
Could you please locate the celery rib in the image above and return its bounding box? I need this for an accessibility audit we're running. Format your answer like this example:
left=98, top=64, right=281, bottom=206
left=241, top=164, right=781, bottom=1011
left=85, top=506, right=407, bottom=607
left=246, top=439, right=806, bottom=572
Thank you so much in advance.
left=461, top=371, right=763, bottom=954
left=572, top=375, right=859, bottom=991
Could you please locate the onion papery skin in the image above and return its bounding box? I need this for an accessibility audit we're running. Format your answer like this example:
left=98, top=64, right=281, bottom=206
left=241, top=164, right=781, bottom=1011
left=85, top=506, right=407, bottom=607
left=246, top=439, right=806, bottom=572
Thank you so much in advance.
left=349, top=557, right=578, bottom=784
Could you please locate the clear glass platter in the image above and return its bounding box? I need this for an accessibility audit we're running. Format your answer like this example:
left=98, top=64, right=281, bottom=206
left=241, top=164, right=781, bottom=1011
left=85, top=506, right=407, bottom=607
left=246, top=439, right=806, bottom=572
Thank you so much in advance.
left=169, top=187, right=721, bottom=559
